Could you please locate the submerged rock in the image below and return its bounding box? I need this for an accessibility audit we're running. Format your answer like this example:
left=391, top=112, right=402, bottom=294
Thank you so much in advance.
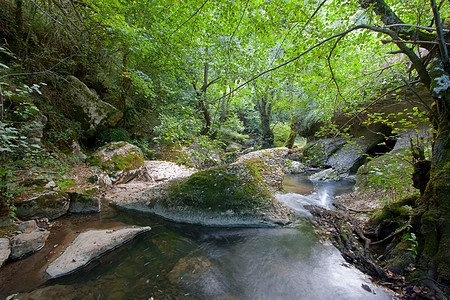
left=15, top=191, right=70, bottom=220
left=0, top=238, right=10, bottom=267
left=10, top=230, right=50, bottom=260
left=7, top=284, right=79, bottom=300
left=46, top=226, right=151, bottom=278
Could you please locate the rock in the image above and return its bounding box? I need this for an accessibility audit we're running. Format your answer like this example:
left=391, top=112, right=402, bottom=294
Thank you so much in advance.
left=68, top=192, right=100, bottom=214
left=234, top=147, right=289, bottom=191
left=285, top=160, right=306, bottom=174
left=16, top=220, right=38, bottom=233
left=226, top=142, right=242, bottom=153
left=310, top=168, right=341, bottom=181
left=113, top=162, right=293, bottom=227
left=22, top=111, right=48, bottom=149
left=46, top=226, right=151, bottom=278
left=71, top=140, right=87, bottom=161
left=326, top=137, right=382, bottom=173
left=44, top=181, right=56, bottom=189
left=10, top=230, right=50, bottom=260
left=302, top=138, right=347, bottom=167
left=65, top=75, right=123, bottom=138
left=88, top=141, right=144, bottom=184
left=0, top=238, right=10, bottom=267
left=15, top=191, right=70, bottom=220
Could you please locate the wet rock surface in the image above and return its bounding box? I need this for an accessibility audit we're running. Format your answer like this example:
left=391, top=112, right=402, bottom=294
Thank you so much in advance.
left=46, top=226, right=151, bottom=278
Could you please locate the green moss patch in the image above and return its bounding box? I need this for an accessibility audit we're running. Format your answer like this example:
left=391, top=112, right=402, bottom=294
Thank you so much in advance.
left=167, top=163, right=274, bottom=213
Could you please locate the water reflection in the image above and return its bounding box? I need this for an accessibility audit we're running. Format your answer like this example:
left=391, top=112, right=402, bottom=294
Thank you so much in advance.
left=42, top=222, right=391, bottom=299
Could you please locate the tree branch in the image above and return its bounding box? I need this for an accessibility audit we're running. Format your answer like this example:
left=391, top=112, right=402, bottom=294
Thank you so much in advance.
left=430, top=0, right=449, bottom=66
left=214, top=24, right=431, bottom=103
left=29, top=0, right=64, bottom=25
left=169, top=0, right=209, bottom=37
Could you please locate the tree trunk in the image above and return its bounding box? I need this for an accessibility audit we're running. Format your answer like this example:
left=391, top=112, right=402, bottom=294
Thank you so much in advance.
left=257, top=94, right=274, bottom=148
left=285, top=116, right=297, bottom=149
left=416, top=60, right=450, bottom=281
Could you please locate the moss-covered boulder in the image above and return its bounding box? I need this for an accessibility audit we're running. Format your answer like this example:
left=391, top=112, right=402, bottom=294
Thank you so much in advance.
left=15, top=191, right=70, bottom=220
left=113, top=162, right=293, bottom=227
left=88, top=141, right=144, bottom=183
left=234, top=147, right=289, bottom=191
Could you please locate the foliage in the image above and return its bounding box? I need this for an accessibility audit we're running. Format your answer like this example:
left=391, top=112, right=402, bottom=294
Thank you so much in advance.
left=96, top=128, right=131, bottom=147
left=272, top=122, right=291, bottom=147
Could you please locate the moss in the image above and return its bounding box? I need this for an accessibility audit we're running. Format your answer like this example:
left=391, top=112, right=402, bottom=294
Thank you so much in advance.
left=302, top=141, right=325, bottom=167
left=88, top=142, right=144, bottom=172
left=385, top=238, right=415, bottom=274
left=167, top=163, right=273, bottom=213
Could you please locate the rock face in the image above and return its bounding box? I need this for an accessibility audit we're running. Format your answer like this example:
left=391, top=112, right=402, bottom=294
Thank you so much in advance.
left=89, top=141, right=145, bottom=184
left=113, top=161, right=293, bottom=227
left=0, top=238, right=10, bottom=267
left=68, top=192, right=100, bottom=214
left=65, top=75, right=123, bottom=138
left=46, top=226, right=151, bottom=278
left=15, top=191, right=70, bottom=220
left=10, top=230, right=50, bottom=260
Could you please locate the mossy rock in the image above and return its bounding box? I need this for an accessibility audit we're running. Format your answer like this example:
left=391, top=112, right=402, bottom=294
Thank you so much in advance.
left=365, top=198, right=415, bottom=240
left=167, top=163, right=273, bottom=212
left=113, top=162, right=293, bottom=227
left=15, top=191, right=70, bottom=220
left=233, top=147, right=288, bottom=191
left=302, top=141, right=326, bottom=167
left=385, top=237, right=416, bottom=275
left=88, top=141, right=144, bottom=173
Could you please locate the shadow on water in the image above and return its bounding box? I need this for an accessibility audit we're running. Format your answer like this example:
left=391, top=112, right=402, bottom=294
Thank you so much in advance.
left=1, top=175, right=395, bottom=300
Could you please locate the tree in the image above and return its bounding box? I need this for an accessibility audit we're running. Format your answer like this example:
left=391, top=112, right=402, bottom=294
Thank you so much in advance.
left=353, top=0, right=450, bottom=285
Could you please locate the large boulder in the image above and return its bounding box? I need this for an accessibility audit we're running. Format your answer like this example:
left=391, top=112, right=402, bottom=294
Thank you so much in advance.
left=46, top=226, right=151, bottom=278
left=15, top=191, right=70, bottom=220
left=113, top=162, right=293, bottom=227
left=65, top=75, right=123, bottom=138
left=89, top=141, right=145, bottom=184
left=234, top=147, right=289, bottom=191
left=10, top=229, right=50, bottom=260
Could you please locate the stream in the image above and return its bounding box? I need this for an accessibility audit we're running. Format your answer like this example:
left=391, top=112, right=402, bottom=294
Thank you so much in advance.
left=0, top=175, right=394, bottom=300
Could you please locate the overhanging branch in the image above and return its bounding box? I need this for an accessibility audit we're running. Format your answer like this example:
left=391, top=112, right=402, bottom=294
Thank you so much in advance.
left=214, top=24, right=431, bottom=102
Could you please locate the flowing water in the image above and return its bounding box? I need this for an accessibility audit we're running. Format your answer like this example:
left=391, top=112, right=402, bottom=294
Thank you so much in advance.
left=1, top=175, right=394, bottom=299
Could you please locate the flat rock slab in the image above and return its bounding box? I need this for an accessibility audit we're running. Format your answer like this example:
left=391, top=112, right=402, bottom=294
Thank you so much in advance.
left=46, top=226, right=151, bottom=278
left=0, top=238, right=10, bottom=267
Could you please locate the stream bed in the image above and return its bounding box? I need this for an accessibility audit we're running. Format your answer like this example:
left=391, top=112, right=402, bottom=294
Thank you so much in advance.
left=1, top=175, right=394, bottom=300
